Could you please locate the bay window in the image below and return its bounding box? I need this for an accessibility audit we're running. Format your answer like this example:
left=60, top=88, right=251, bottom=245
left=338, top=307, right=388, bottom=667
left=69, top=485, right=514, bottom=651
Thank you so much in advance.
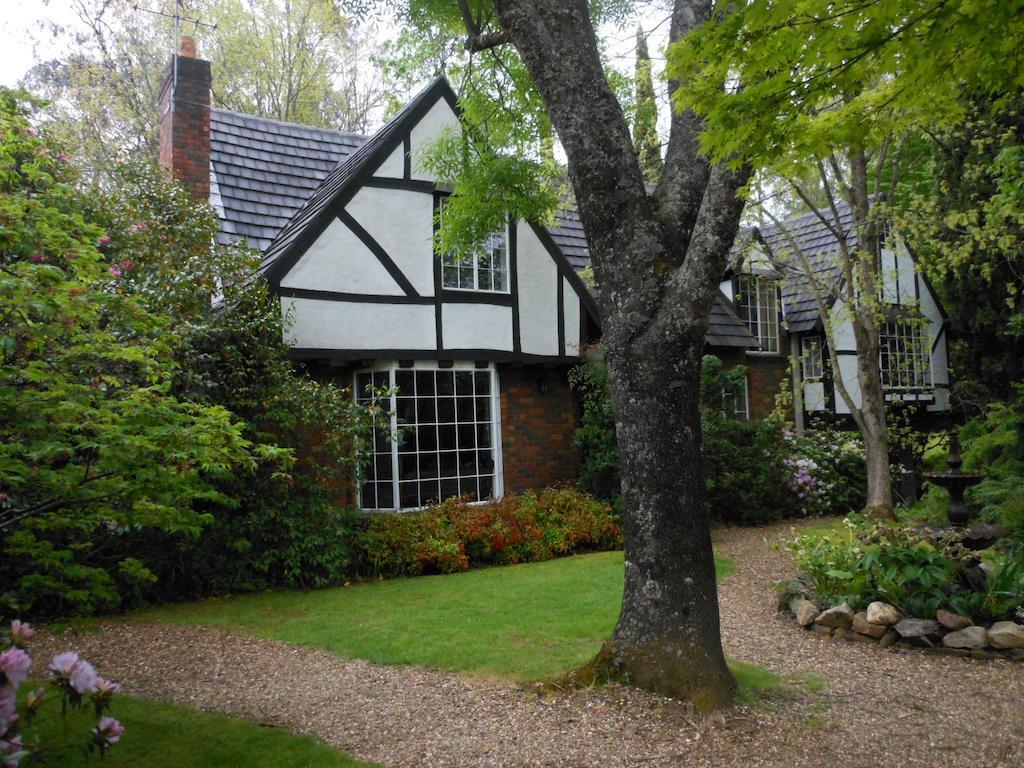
left=355, top=363, right=502, bottom=510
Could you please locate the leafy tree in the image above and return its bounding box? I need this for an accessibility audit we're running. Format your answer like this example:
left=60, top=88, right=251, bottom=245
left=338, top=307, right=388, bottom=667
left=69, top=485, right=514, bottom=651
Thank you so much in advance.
left=896, top=92, right=1024, bottom=410
left=0, top=90, right=255, bottom=616
left=24, top=0, right=387, bottom=180
left=632, top=26, right=661, bottom=183
left=391, top=0, right=750, bottom=710
left=670, top=0, right=1024, bottom=519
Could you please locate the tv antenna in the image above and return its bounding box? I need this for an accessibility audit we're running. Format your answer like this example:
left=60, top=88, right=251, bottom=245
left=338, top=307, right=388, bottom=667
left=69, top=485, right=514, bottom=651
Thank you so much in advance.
left=134, top=1, right=217, bottom=94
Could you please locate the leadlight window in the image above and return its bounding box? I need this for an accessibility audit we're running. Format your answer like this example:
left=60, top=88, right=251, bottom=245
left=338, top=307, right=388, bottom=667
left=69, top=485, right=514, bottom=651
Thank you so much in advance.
left=879, top=321, right=931, bottom=391
left=721, top=377, right=749, bottom=420
left=801, top=336, right=824, bottom=382
left=438, top=203, right=509, bottom=293
left=355, top=364, right=501, bottom=510
left=737, top=275, right=780, bottom=353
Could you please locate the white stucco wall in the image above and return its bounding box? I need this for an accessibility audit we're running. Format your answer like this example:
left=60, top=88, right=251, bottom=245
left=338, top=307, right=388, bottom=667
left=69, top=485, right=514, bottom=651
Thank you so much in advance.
left=441, top=303, right=514, bottom=351
left=281, top=297, right=436, bottom=350
left=345, top=187, right=435, bottom=296
left=280, top=217, right=405, bottom=295
left=410, top=100, right=461, bottom=182
left=374, top=143, right=406, bottom=179
left=516, top=223, right=559, bottom=356
left=804, top=381, right=826, bottom=411
left=563, top=279, right=581, bottom=356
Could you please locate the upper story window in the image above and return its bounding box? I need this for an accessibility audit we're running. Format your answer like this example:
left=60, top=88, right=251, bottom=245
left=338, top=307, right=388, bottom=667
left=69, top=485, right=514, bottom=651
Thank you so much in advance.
left=801, top=336, right=824, bottom=382
left=437, top=201, right=509, bottom=293
left=879, top=320, right=931, bottom=391
left=737, top=274, right=780, bottom=353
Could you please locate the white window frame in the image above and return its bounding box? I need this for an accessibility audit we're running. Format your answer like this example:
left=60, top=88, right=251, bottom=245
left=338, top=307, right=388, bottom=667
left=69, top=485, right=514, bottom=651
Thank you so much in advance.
left=737, top=274, right=780, bottom=353
left=354, top=361, right=504, bottom=511
left=801, top=336, right=824, bottom=382
left=879, top=320, right=932, bottom=392
left=721, top=376, right=749, bottom=420
left=438, top=202, right=510, bottom=294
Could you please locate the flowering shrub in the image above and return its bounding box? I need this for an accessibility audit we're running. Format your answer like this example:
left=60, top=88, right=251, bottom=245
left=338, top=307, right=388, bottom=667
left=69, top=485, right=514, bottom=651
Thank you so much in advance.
left=783, top=424, right=867, bottom=517
left=788, top=517, right=1024, bottom=620
left=362, top=487, right=621, bottom=577
left=1, top=620, right=124, bottom=765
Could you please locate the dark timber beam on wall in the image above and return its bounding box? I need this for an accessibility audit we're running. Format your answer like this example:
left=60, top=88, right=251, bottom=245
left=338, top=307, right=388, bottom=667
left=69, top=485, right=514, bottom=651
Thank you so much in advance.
left=288, top=348, right=583, bottom=364
left=336, top=210, right=419, bottom=297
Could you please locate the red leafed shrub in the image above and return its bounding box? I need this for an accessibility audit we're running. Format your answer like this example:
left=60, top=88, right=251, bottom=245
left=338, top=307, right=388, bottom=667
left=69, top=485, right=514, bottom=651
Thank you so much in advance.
left=362, top=487, right=621, bottom=578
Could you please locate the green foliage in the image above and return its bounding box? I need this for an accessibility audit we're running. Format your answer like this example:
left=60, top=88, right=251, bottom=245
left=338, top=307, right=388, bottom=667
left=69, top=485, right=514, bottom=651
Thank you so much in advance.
left=789, top=517, right=1024, bottom=621
left=0, top=90, right=256, bottom=617
left=0, top=93, right=374, bottom=617
left=632, top=26, right=661, bottom=183
left=895, top=93, right=1024, bottom=407
left=668, top=0, right=1024, bottom=172
left=568, top=353, right=619, bottom=501
left=362, top=487, right=621, bottom=578
left=570, top=353, right=865, bottom=523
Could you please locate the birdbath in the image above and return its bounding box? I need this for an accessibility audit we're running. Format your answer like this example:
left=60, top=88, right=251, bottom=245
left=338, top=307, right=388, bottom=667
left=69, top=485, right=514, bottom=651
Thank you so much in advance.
left=921, top=432, right=1001, bottom=549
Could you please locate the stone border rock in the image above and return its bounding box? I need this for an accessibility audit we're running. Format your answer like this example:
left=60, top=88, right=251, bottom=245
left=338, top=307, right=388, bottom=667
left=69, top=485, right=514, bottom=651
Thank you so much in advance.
left=780, top=588, right=1024, bottom=662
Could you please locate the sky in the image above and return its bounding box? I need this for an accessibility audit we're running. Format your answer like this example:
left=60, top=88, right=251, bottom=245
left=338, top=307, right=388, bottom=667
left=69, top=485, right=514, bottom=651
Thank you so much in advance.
left=0, top=0, right=674, bottom=133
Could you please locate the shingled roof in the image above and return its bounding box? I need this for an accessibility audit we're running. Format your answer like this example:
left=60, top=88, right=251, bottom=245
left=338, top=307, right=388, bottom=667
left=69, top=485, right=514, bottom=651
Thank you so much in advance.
left=210, top=109, right=364, bottom=252
left=737, top=204, right=858, bottom=334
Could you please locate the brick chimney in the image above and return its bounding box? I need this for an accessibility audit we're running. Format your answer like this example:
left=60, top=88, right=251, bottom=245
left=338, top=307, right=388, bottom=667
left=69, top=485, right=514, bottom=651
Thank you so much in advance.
left=158, top=36, right=211, bottom=201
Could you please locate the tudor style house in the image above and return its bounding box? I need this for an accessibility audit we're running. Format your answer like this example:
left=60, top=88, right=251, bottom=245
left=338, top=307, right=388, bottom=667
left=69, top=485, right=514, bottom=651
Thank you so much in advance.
left=158, top=39, right=949, bottom=510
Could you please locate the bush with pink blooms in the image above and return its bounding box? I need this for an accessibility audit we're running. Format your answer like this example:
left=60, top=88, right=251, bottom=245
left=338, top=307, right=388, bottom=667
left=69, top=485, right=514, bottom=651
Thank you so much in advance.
left=0, top=620, right=124, bottom=766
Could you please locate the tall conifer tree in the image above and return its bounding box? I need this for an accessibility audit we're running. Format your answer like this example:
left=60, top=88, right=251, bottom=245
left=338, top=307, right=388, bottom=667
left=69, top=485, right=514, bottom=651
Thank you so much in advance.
left=633, top=26, right=661, bottom=183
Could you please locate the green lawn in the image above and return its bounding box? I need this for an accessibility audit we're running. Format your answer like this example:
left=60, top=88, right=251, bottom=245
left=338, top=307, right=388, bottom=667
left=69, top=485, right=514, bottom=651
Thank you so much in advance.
left=25, top=693, right=373, bottom=767
left=136, top=551, right=734, bottom=681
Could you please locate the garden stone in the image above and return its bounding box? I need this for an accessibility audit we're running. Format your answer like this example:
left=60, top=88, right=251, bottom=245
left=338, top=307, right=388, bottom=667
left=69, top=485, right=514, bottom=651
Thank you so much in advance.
left=936, top=609, right=972, bottom=631
left=879, top=630, right=899, bottom=649
left=790, top=598, right=819, bottom=627
left=866, top=601, right=902, bottom=626
left=988, top=621, right=1024, bottom=649
left=894, top=618, right=941, bottom=639
left=816, top=602, right=855, bottom=629
left=1004, top=649, right=1024, bottom=662
left=852, top=612, right=887, bottom=639
left=927, top=646, right=970, bottom=657
left=811, top=623, right=833, bottom=636
left=942, top=626, right=988, bottom=649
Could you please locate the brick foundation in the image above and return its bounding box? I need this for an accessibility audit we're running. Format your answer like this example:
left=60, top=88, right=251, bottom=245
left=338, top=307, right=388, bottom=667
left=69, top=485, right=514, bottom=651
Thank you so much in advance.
left=498, top=364, right=579, bottom=494
left=745, top=353, right=789, bottom=419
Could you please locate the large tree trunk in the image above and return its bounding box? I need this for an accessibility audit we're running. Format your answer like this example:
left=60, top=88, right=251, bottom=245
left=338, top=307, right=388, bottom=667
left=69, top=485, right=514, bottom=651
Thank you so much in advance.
left=603, top=335, right=734, bottom=709
left=491, top=0, right=746, bottom=709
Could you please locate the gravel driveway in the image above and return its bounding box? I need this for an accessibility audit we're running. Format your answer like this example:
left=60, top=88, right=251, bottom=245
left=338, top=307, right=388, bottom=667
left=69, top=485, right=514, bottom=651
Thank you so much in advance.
left=30, top=519, right=1024, bottom=767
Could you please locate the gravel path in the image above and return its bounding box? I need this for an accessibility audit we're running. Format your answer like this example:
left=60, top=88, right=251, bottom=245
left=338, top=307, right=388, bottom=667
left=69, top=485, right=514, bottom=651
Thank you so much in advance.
left=30, top=519, right=1024, bottom=767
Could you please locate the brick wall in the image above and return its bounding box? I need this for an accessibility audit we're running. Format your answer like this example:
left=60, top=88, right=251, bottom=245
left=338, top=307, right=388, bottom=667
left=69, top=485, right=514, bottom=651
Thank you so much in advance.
left=498, top=364, right=579, bottom=493
left=158, top=51, right=211, bottom=202
left=745, top=353, right=790, bottom=419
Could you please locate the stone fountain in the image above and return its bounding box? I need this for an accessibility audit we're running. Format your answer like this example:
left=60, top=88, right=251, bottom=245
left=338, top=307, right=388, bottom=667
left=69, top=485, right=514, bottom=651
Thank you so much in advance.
left=921, top=431, right=1005, bottom=550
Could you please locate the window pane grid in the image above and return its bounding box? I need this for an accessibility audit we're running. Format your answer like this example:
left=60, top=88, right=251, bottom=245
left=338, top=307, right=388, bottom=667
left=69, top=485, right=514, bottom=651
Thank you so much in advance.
left=802, top=337, right=824, bottom=381
left=879, top=321, right=931, bottom=391
left=438, top=203, right=510, bottom=294
left=358, top=366, right=498, bottom=510
left=738, top=275, right=780, bottom=353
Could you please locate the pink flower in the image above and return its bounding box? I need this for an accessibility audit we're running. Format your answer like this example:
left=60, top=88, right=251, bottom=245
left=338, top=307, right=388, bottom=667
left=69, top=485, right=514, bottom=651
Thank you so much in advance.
left=28, top=254, right=43, bottom=263
left=69, top=659, right=100, bottom=695
left=0, top=494, right=7, bottom=503
left=96, top=679, right=121, bottom=695
left=0, top=649, right=31, bottom=690
left=9, top=621, right=33, bottom=645
left=49, top=651, right=79, bottom=676
left=1, top=734, right=24, bottom=768
left=96, top=236, right=111, bottom=246
left=118, top=259, right=133, bottom=272
left=0, top=687, right=15, bottom=732
left=108, top=265, right=123, bottom=277
left=93, top=716, right=124, bottom=745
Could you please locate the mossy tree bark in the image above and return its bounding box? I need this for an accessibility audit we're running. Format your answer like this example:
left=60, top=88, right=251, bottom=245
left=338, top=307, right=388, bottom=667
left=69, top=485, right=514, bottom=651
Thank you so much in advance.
left=475, top=0, right=748, bottom=710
